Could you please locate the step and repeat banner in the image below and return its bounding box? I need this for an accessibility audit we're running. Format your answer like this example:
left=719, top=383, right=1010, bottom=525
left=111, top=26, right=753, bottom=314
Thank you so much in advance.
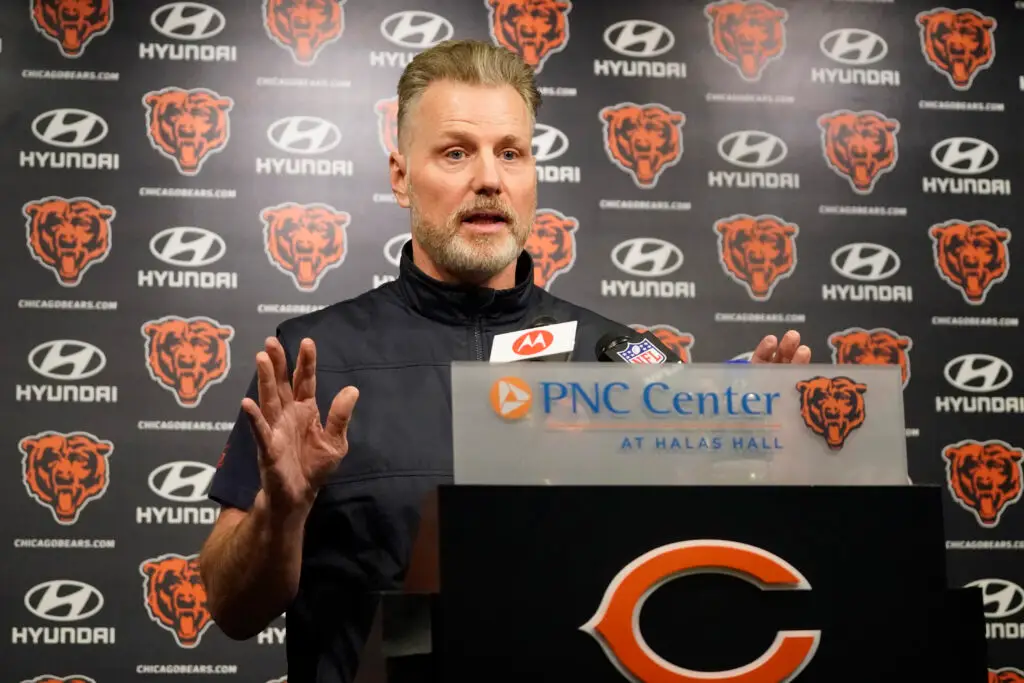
left=1, top=0, right=1022, bottom=681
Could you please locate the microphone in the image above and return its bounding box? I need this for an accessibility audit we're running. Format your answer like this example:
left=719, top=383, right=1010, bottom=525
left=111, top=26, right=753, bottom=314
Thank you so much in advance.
left=489, top=316, right=576, bottom=363
left=595, top=329, right=682, bottom=364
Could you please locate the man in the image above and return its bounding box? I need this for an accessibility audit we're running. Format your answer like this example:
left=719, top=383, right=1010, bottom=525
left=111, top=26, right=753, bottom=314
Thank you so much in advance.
left=200, top=39, right=811, bottom=683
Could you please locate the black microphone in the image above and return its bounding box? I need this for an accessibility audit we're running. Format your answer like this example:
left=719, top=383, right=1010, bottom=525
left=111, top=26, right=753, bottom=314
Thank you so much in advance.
left=595, top=329, right=682, bottom=364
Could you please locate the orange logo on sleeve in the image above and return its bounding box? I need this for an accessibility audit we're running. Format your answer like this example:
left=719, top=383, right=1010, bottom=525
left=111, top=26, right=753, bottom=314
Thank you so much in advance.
left=795, top=377, right=867, bottom=450
left=599, top=102, right=685, bottom=189
left=31, top=0, right=112, bottom=58
left=714, top=214, right=798, bottom=301
left=917, top=9, right=996, bottom=91
left=629, top=324, right=694, bottom=362
left=263, top=0, right=345, bottom=66
left=140, top=552, right=212, bottom=648
left=22, top=196, right=113, bottom=287
left=375, top=97, right=399, bottom=157
left=143, top=87, right=234, bottom=176
left=485, top=0, right=571, bottom=74
left=525, top=209, right=577, bottom=290
left=261, top=202, right=350, bottom=291
left=19, top=430, right=112, bottom=525
left=944, top=439, right=1024, bottom=528
left=818, top=110, right=899, bottom=195
left=141, top=316, right=235, bottom=408
left=990, top=668, right=1024, bottom=683
left=828, top=327, right=912, bottom=389
left=582, top=540, right=819, bottom=683
left=705, top=0, right=788, bottom=82
left=929, top=220, right=1010, bottom=306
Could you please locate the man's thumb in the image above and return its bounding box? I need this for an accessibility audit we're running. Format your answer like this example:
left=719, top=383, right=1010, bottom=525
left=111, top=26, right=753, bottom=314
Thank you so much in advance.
left=325, top=386, right=359, bottom=442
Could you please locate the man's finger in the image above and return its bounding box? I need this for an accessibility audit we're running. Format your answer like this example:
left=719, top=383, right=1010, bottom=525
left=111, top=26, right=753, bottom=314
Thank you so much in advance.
left=242, top=396, right=274, bottom=463
left=792, top=345, right=812, bottom=364
left=776, top=330, right=801, bottom=363
left=265, top=337, right=295, bottom=405
left=292, top=338, right=317, bottom=402
left=324, top=386, right=360, bottom=448
left=255, top=350, right=282, bottom=424
left=751, top=335, right=778, bottom=364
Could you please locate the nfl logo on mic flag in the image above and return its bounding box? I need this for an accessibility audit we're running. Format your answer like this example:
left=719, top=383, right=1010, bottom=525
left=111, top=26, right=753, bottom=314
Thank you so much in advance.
left=617, top=339, right=667, bottom=364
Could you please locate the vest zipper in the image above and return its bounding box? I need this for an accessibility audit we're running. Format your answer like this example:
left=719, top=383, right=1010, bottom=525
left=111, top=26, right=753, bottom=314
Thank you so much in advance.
left=473, top=319, right=484, bottom=361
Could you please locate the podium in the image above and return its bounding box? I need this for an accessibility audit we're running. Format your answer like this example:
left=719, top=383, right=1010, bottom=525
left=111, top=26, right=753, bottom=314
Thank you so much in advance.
left=355, top=362, right=987, bottom=682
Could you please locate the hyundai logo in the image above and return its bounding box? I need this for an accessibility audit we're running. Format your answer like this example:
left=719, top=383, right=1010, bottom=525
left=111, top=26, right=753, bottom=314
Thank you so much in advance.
left=943, top=354, right=1013, bottom=393
left=267, top=116, right=341, bottom=156
left=819, top=28, right=888, bottom=66
left=717, top=131, right=787, bottom=169
left=150, top=227, right=226, bottom=268
left=380, top=11, right=454, bottom=50
left=383, top=233, right=410, bottom=267
left=532, top=123, right=569, bottom=162
left=151, top=2, right=226, bottom=41
left=28, top=340, right=106, bottom=381
left=830, top=243, right=900, bottom=282
left=148, top=461, right=216, bottom=503
left=31, top=109, right=108, bottom=148
left=25, top=580, right=104, bottom=622
left=603, top=20, right=675, bottom=58
left=964, top=578, right=1024, bottom=619
left=930, top=137, right=999, bottom=175
left=611, top=238, right=683, bottom=277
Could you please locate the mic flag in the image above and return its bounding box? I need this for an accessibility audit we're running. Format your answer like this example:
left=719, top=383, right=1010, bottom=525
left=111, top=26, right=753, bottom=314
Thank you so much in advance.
left=489, top=319, right=577, bottom=363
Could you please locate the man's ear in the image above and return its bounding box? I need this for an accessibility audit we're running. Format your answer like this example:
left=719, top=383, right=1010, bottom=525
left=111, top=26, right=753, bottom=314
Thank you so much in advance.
left=390, top=149, right=410, bottom=208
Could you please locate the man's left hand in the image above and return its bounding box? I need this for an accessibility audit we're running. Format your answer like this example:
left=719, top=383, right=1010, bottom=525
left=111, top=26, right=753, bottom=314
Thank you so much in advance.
left=751, top=330, right=811, bottom=364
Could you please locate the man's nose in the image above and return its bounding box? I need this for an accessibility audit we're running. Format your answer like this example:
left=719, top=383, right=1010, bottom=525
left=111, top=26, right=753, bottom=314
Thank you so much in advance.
left=470, top=153, right=502, bottom=195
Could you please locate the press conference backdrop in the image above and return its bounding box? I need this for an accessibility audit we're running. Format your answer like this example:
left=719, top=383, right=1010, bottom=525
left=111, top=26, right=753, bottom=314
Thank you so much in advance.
left=1, top=0, right=1022, bottom=681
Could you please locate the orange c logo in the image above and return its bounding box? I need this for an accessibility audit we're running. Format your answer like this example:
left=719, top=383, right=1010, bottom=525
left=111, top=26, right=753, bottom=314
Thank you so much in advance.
left=581, top=540, right=820, bottom=683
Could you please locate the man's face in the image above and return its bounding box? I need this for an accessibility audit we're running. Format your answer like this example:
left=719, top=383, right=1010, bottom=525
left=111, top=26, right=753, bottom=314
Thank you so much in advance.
left=391, top=80, right=537, bottom=284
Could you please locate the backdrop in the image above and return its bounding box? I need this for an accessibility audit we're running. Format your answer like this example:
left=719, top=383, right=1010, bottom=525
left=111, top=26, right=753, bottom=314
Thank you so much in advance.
left=1, top=0, right=1022, bottom=681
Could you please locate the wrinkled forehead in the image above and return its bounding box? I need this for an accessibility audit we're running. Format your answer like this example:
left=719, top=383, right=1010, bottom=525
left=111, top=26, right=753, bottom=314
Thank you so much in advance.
left=403, top=80, right=533, bottom=149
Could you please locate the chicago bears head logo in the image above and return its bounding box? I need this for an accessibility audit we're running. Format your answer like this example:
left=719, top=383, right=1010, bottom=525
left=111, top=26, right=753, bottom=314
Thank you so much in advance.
left=828, top=327, right=911, bottom=389
left=21, top=677, right=98, bottom=683
left=375, top=97, right=399, bottom=157
left=929, top=220, right=1010, bottom=306
left=140, top=553, right=212, bottom=648
left=143, top=87, right=234, bottom=176
left=22, top=196, right=113, bottom=287
left=629, top=324, right=694, bottom=362
left=485, top=0, right=571, bottom=74
left=261, top=202, right=350, bottom=291
left=714, top=214, right=798, bottom=301
left=917, top=9, right=996, bottom=91
left=795, top=377, right=867, bottom=450
left=525, top=209, right=577, bottom=289
left=141, top=316, right=235, bottom=408
left=705, top=0, right=788, bottom=82
left=18, top=430, right=112, bottom=525
left=989, top=668, right=1024, bottom=683
left=599, top=103, right=685, bottom=189
left=818, top=110, right=899, bottom=195
left=263, top=0, right=345, bottom=66
left=31, top=0, right=112, bottom=58
left=944, top=439, right=1024, bottom=528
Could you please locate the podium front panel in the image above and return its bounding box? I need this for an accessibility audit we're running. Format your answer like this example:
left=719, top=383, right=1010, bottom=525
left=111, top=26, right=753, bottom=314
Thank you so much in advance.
left=435, top=485, right=978, bottom=682
left=452, top=362, right=908, bottom=486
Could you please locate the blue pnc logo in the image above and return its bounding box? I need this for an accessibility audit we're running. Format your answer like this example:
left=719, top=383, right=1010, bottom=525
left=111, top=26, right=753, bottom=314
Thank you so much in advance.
left=537, top=380, right=784, bottom=453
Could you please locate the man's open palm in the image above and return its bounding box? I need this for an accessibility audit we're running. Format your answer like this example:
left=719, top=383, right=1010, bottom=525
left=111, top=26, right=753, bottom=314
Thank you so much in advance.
left=241, top=337, right=359, bottom=512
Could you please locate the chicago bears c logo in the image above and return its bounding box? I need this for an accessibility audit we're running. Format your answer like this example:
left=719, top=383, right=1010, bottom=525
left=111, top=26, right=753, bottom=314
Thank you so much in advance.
left=599, top=102, right=685, bottom=189
left=795, top=377, right=867, bottom=450
left=22, top=196, right=113, bottom=287
left=944, top=439, right=1024, bottom=528
left=525, top=209, right=577, bottom=289
left=261, top=202, right=350, bottom=291
left=989, top=668, right=1024, bottom=683
left=917, top=9, right=996, bottom=91
left=828, top=327, right=911, bottom=389
left=629, top=324, right=694, bottom=362
left=929, top=220, right=1010, bottom=306
left=140, top=553, right=212, bottom=648
left=143, top=87, right=233, bottom=176
left=714, top=214, right=798, bottom=301
left=485, top=0, right=572, bottom=75
left=705, top=0, right=788, bottom=82
left=263, top=0, right=345, bottom=66
left=375, top=97, right=399, bottom=157
left=19, top=430, right=112, bottom=525
left=818, top=110, right=900, bottom=195
left=31, top=0, right=112, bottom=58
left=141, top=316, right=235, bottom=408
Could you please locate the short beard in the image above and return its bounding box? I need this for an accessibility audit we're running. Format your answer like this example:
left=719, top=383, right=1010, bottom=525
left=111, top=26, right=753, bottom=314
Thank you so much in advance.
left=409, top=181, right=534, bottom=286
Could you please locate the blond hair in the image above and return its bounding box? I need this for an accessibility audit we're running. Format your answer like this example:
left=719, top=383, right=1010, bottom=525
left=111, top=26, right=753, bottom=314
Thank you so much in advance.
left=395, top=39, right=541, bottom=152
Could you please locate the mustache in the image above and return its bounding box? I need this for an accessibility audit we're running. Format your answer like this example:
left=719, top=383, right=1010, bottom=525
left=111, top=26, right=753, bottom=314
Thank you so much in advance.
left=455, top=197, right=516, bottom=223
